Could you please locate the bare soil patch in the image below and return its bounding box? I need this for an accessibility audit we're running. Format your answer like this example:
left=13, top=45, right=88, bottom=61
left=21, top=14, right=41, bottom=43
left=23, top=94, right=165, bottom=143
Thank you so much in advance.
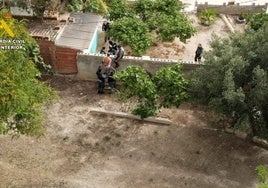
left=144, top=14, right=246, bottom=61
left=0, top=75, right=267, bottom=188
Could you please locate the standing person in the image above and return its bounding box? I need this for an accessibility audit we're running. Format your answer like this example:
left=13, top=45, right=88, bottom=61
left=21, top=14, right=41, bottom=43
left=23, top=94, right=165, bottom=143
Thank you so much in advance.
left=114, top=45, right=125, bottom=68
left=195, top=43, right=203, bottom=62
left=102, top=20, right=110, bottom=43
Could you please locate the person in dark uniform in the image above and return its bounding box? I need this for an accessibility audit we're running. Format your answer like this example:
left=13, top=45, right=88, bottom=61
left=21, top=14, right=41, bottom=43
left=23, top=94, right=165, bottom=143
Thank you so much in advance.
left=102, top=20, right=110, bottom=43
left=194, top=43, right=203, bottom=62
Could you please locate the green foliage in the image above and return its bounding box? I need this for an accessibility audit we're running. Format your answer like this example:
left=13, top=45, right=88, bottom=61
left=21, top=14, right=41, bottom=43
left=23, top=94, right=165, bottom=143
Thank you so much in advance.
left=6, top=0, right=61, bottom=17
left=105, top=0, right=131, bottom=20
left=115, top=64, right=189, bottom=119
left=109, top=17, right=154, bottom=56
left=0, top=10, right=55, bottom=136
left=134, top=0, right=195, bottom=42
left=9, top=0, right=107, bottom=15
left=67, top=0, right=108, bottom=14
left=189, top=23, right=268, bottom=139
left=198, top=9, right=216, bottom=26
left=24, top=37, right=54, bottom=75
left=114, top=66, right=158, bottom=119
left=33, top=0, right=60, bottom=17
left=82, top=0, right=108, bottom=14
left=155, top=14, right=196, bottom=42
left=256, top=165, right=268, bottom=188
left=153, top=64, right=189, bottom=108
left=107, top=0, right=196, bottom=54
left=67, top=0, right=83, bottom=12
left=133, top=0, right=153, bottom=22
left=248, top=12, right=268, bottom=31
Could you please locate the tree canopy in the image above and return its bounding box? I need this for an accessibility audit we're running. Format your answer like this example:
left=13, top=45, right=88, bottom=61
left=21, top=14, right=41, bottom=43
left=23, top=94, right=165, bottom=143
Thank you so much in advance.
left=107, top=0, right=196, bottom=55
left=0, top=10, right=55, bottom=136
left=115, top=64, right=189, bottom=119
left=189, top=18, right=268, bottom=139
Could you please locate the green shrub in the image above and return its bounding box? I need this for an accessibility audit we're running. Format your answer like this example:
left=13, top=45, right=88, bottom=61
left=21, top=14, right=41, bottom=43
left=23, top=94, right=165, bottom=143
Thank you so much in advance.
left=198, top=9, right=216, bottom=26
left=256, top=165, right=268, bottom=188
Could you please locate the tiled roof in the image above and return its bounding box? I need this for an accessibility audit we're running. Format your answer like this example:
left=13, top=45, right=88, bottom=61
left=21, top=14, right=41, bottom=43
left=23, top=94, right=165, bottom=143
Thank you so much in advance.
left=28, top=18, right=66, bottom=41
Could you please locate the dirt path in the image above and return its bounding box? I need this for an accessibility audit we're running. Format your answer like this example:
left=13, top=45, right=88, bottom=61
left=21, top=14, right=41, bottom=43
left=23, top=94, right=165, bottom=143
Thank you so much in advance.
left=0, top=76, right=267, bottom=188
left=145, top=14, right=245, bottom=61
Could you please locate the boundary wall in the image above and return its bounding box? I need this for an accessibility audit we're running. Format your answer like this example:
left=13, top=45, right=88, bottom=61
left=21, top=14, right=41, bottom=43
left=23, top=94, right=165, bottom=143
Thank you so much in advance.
left=76, top=53, right=202, bottom=80
left=197, top=2, right=268, bottom=14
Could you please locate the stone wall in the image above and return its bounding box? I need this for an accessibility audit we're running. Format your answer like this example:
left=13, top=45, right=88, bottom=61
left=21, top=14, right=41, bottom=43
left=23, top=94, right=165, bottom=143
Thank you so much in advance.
left=76, top=53, right=202, bottom=80
left=197, top=3, right=267, bottom=14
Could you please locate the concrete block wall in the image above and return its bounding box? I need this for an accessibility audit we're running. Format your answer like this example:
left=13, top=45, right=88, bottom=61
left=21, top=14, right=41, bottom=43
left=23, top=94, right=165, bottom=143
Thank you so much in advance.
left=197, top=3, right=267, bottom=14
left=76, top=53, right=202, bottom=80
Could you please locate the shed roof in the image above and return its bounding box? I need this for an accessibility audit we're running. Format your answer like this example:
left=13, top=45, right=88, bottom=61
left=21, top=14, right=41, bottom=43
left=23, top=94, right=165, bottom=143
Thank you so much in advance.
left=55, top=12, right=102, bottom=51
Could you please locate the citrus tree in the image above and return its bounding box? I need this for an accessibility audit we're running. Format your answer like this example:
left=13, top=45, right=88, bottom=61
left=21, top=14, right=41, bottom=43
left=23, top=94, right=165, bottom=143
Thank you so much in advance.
left=0, top=10, right=55, bottom=136
left=115, top=64, right=189, bottom=119
left=107, top=0, right=196, bottom=55
left=108, top=17, right=154, bottom=56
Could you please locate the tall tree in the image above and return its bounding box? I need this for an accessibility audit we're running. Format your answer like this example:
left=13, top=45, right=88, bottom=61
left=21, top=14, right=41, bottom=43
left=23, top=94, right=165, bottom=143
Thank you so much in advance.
left=190, top=21, right=268, bottom=139
left=0, top=10, right=55, bottom=136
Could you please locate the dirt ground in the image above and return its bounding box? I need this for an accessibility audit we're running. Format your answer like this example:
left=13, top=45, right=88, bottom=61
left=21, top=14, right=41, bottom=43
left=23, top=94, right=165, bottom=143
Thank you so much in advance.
left=0, top=76, right=268, bottom=188
left=0, top=15, right=267, bottom=188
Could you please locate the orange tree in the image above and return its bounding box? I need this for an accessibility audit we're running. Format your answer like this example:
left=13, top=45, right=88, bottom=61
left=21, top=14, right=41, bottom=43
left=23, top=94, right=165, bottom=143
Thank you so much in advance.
left=0, top=10, right=55, bottom=136
left=107, top=0, right=196, bottom=55
left=114, top=64, right=189, bottom=119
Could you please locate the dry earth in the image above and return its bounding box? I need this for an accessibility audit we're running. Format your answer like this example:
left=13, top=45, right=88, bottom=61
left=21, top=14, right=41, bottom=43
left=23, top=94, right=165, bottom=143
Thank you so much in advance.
left=0, top=76, right=268, bottom=188
left=0, top=14, right=267, bottom=188
left=145, top=14, right=246, bottom=61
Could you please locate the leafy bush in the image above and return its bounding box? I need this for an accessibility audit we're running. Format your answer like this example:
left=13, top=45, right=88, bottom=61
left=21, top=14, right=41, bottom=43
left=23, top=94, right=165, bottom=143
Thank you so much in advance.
left=67, top=0, right=108, bottom=14
left=107, top=0, right=196, bottom=54
left=0, top=10, right=55, bottom=136
left=109, top=17, right=154, bottom=56
left=256, top=165, right=268, bottom=188
left=115, top=64, right=188, bottom=119
left=248, top=12, right=268, bottom=31
left=198, top=9, right=216, bottom=26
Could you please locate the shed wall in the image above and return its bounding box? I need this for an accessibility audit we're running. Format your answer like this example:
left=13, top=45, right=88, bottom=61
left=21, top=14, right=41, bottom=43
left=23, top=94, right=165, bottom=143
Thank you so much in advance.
left=37, top=40, right=80, bottom=74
